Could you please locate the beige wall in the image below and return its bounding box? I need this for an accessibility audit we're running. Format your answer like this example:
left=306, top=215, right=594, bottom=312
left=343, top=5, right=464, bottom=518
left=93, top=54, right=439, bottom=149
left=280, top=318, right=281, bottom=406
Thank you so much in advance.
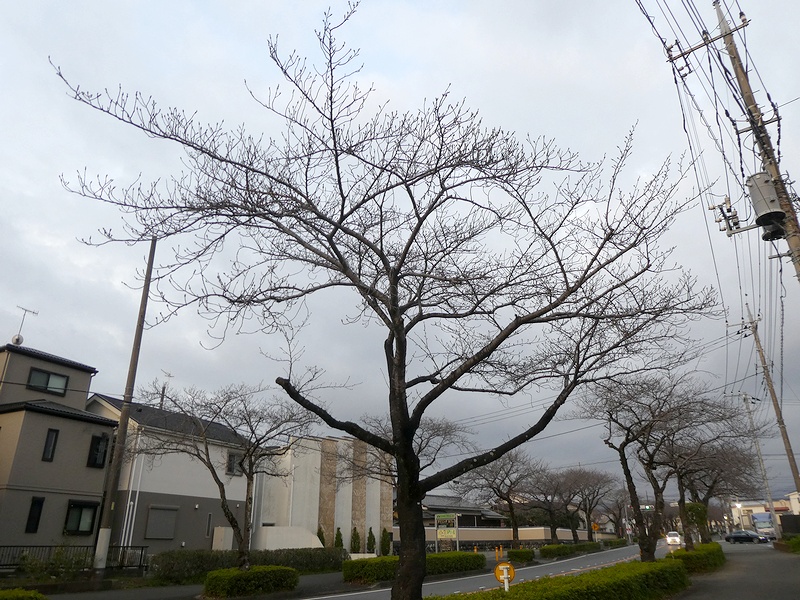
left=0, top=350, right=94, bottom=411
left=0, top=410, right=110, bottom=546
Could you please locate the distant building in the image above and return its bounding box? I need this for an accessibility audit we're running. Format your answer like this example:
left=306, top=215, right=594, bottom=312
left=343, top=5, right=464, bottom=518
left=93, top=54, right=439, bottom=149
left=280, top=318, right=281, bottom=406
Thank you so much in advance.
left=0, top=344, right=116, bottom=546
left=253, top=436, right=394, bottom=552
left=87, top=394, right=248, bottom=554
left=420, top=494, right=507, bottom=527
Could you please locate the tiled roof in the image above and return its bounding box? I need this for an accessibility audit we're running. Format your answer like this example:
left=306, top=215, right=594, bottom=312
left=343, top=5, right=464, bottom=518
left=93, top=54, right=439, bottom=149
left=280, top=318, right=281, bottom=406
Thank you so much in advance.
left=1, top=344, right=98, bottom=374
left=422, top=494, right=507, bottom=520
left=0, top=399, right=116, bottom=426
left=91, top=393, right=243, bottom=445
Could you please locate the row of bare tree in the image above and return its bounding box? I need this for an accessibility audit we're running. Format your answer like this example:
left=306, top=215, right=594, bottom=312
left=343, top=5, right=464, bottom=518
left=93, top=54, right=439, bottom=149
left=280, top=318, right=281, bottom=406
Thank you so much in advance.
left=586, top=373, right=761, bottom=561
left=446, top=372, right=762, bottom=563
left=450, top=450, right=617, bottom=544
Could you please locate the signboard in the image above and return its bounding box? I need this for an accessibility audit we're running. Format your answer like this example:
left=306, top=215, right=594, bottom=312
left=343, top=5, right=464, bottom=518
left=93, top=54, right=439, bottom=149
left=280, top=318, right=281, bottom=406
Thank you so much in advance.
left=437, top=528, right=457, bottom=539
left=494, top=562, right=515, bottom=582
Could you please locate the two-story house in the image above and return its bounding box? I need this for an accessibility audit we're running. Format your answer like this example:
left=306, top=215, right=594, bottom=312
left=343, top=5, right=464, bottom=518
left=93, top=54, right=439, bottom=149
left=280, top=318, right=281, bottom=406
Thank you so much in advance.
left=86, top=393, right=248, bottom=554
left=0, top=343, right=116, bottom=546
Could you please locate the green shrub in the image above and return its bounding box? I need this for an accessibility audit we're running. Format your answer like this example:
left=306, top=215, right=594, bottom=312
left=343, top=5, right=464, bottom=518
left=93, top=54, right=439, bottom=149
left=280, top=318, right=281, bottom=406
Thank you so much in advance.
left=380, top=528, right=392, bottom=556
left=151, top=547, right=347, bottom=584
left=204, top=565, right=298, bottom=598
left=367, top=527, right=376, bottom=553
left=574, top=542, right=602, bottom=554
left=539, top=544, right=577, bottom=559
left=16, top=546, right=91, bottom=581
left=426, top=551, right=485, bottom=575
left=604, top=538, right=628, bottom=549
left=343, top=551, right=485, bottom=583
left=666, top=542, right=725, bottom=574
left=334, top=527, right=344, bottom=548
left=507, top=548, right=534, bottom=563
left=428, top=559, right=688, bottom=600
left=350, top=527, right=362, bottom=553
left=0, top=591, right=48, bottom=600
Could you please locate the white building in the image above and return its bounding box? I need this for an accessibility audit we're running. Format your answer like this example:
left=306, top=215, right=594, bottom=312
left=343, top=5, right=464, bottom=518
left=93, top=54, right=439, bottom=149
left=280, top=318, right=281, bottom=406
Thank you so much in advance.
left=87, top=395, right=393, bottom=554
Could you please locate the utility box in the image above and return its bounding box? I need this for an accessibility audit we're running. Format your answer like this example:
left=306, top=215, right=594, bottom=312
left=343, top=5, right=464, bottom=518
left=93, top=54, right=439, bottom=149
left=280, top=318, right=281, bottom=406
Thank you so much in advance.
left=746, top=172, right=785, bottom=240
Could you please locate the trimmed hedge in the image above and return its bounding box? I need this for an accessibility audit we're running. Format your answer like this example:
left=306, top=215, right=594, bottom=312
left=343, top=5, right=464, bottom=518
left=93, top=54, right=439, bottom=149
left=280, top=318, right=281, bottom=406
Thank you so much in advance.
left=785, top=536, right=800, bottom=553
left=604, top=538, right=629, bottom=549
left=430, top=559, right=688, bottom=600
left=343, top=556, right=397, bottom=584
left=343, top=551, right=486, bottom=584
left=204, top=565, right=299, bottom=598
left=507, top=548, right=534, bottom=563
left=539, top=544, right=577, bottom=559
left=665, top=542, right=725, bottom=574
left=151, top=547, right=347, bottom=584
left=573, top=542, right=602, bottom=554
left=427, top=551, right=485, bottom=575
left=0, top=591, right=47, bottom=600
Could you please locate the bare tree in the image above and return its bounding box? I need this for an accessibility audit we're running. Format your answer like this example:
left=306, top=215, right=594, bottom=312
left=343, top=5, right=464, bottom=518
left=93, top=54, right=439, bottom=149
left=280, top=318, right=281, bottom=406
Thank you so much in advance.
left=600, top=486, right=631, bottom=539
left=683, top=440, right=761, bottom=542
left=568, top=468, right=617, bottom=542
left=586, top=373, right=717, bottom=561
left=449, top=449, right=540, bottom=545
left=137, top=382, right=316, bottom=568
left=59, top=8, right=715, bottom=600
left=523, top=464, right=576, bottom=543
left=340, top=415, right=476, bottom=487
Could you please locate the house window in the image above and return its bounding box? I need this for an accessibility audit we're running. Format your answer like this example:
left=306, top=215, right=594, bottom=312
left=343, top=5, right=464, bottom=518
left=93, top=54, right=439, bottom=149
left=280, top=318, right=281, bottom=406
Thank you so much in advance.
left=64, top=500, right=98, bottom=535
left=42, top=429, right=59, bottom=462
left=144, top=505, right=179, bottom=540
left=25, top=497, right=45, bottom=533
left=86, top=434, right=109, bottom=468
left=226, top=452, right=243, bottom=476
left=27, top=368, right=69, bottom=396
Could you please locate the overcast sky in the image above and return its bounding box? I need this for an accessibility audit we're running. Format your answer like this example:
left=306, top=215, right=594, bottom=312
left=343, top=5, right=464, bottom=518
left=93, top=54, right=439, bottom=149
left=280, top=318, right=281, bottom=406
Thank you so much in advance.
left=3, top=1, right=800, bottom=497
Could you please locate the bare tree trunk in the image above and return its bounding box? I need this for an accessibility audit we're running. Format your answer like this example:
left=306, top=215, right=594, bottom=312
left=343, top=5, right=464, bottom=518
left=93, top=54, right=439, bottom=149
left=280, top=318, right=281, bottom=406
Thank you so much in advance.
left=393, top=469, right=426, bottom=600
left=677, top=477, right=694, bottom=552
left=507, top=502, right=520, bottom=545
left=615, top=444, right=657, bottom=562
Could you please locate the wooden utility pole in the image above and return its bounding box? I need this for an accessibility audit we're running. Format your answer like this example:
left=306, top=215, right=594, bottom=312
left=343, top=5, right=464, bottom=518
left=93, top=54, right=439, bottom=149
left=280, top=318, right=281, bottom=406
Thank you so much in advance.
left=94, top=237, right=157, bottom=573
left=714, top=1, right=800, bottom=281
left=741, top=393, right=782, bottom=539
left=746, top=305, right=800, bottom=495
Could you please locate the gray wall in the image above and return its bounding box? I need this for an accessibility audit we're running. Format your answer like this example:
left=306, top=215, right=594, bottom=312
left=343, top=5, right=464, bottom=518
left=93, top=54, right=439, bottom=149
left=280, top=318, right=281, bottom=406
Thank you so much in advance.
left=110, top=489, right=247, bottom=555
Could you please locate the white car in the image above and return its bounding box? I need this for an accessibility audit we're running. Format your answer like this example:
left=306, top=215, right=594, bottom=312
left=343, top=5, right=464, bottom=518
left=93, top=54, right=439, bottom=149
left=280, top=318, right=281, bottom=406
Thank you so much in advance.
left=665, top=531, right=681, bottom=545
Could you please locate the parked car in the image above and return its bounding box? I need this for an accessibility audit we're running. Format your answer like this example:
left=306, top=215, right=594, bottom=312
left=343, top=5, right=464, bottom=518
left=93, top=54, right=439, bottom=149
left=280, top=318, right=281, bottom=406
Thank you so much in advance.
left=665, top=531, right=681, bottom=545
left=724, top=529, right=770, bottom=543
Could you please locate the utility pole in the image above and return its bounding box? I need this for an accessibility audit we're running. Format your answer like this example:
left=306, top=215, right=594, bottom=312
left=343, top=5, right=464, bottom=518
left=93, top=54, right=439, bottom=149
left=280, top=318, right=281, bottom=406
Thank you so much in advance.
left=714, top=1, right=800, bottom=281
left=741, top=393, right=782, bottom=539
left=746, top=304, right=800, bottom=495
left=94, top=237, right=157, bottom=573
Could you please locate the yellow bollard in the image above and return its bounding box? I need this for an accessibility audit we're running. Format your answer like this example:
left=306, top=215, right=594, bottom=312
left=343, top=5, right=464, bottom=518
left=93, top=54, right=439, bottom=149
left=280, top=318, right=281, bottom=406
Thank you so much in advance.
left=474, top=546, right=478, bottom=553
left=495, top=546, right=499, bottom=561
left=500, top=544, right=503, bottom=558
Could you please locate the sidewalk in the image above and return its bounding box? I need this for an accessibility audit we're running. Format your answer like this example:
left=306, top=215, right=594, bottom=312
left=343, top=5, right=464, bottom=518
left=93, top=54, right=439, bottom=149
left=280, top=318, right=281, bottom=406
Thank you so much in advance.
left=670, top=542, right=800, bottom=599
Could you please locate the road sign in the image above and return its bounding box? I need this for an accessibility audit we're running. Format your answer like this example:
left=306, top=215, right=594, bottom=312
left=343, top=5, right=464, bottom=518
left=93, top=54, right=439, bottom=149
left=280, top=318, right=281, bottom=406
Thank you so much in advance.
left=494, top=562, right=515, bottom=591
left=436, top=528, right=457, bottom=539
left=592, top=523, right=600, bottom=531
